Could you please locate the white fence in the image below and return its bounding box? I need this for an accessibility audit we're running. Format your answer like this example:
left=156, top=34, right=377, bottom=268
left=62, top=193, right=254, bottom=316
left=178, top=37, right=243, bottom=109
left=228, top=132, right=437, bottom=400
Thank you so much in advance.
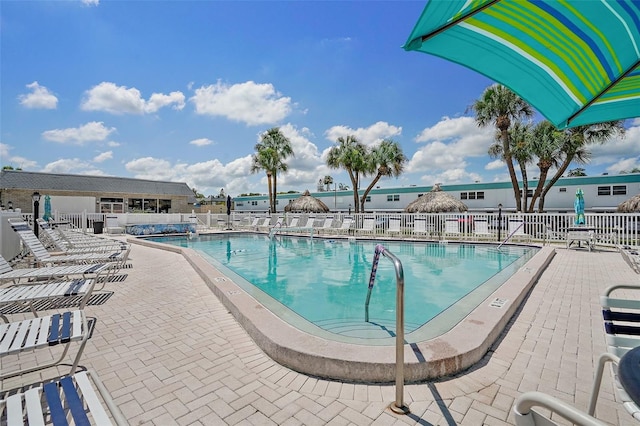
left=13, top=210, right=640, bottom=246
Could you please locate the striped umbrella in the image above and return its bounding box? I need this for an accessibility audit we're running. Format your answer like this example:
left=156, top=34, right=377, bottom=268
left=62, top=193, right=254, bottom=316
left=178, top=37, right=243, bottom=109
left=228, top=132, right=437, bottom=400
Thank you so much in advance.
left=404, top=1, right=640, bottom=129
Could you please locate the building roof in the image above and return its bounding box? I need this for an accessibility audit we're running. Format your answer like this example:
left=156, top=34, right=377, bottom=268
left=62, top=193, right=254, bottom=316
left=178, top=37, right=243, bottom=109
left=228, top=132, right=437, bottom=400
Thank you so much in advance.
left=0, top=170, right=195, bottom=198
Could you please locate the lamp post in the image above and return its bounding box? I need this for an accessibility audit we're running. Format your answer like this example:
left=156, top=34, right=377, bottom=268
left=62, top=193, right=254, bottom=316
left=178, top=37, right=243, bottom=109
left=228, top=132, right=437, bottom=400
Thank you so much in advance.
left=32, top=192, right=41, bottom=238
left=497, top=203, right=503, bottom=241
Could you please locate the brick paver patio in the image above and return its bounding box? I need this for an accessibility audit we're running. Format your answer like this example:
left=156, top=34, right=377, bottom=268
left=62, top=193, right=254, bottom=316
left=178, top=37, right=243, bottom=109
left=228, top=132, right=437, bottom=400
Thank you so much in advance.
left=2, top=240, right=637, bottom=425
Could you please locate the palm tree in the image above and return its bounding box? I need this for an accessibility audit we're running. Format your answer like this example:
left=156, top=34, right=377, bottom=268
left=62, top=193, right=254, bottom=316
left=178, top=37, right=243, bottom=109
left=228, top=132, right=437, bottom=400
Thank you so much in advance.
left=251, top=127, right=294, bottom=213
left=527, top=121, right=564, bottom=212
left=326, top=135, right=368, bottom=213
left=471, top=84, right=533, bottom=211
left=510, top=123, right=534, bottom=212
left=359, top=139, right=407, bottom=212
left=538, top=121, right=626, bottom=207
left=568, top=168, right=587, bottom=177
left=323, top=175, right=334, bottom=192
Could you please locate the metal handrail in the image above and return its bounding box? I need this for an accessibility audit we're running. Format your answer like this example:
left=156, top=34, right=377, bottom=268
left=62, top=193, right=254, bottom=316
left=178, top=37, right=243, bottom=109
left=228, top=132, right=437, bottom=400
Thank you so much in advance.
left=497, top=221, right=525, bottom=249
left=365, top=244, right=409, bottom=415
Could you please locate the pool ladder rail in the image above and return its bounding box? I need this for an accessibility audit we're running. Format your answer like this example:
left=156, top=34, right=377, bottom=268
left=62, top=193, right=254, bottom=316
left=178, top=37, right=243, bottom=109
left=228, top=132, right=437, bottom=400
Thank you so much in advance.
left=365, top=244, right=409, bottom=415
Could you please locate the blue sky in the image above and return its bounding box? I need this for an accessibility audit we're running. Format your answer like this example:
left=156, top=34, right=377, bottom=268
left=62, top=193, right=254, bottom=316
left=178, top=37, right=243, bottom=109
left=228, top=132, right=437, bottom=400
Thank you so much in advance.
left=1, top=0, right=638, bottom=198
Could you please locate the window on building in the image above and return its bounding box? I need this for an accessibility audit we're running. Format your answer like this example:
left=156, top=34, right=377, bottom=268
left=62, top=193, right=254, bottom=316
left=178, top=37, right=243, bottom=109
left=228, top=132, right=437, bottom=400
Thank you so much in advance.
left=144, top=199, right=157, bottom=213
left=613, top=185, right=627, bottom=195
left=468, top=192, right=476, bottom=200
left=250, top=201, right=258, bottom=206
left=386, top=194, right=399, bottom=202
left=365, top=196, right=371, bottom=202
left=128, top=198, right=143, bottom=212
left=476, top=192, right=485, bottom=200
left=559, top=188, right=567, bottom=193
left=159, top=199, right=171, bottom=213
left=460, top=192, right=468, bottom=200
left=597, top=186, right=611, bottom=196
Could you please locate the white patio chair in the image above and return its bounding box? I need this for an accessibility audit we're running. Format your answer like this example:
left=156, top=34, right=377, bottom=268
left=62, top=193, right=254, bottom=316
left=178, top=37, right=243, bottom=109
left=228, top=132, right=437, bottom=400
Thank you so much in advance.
left=0, top=370, right=128, bottom=425
left=443, top=218, right=461, bottom=239
left=358, top=216, right=375, bottom=236
left=105, top=215, right=125, bottom=234
left=473, top=218, right=493, bottom=240
left=388, top=217, right=402, bottom=235
left=590, top=284, right=640, bottom=421
left=0, top=310, right=90, bottom=381
left=318, top=216, right=335, bottom=234
left=508, top=218, right=531, bottom=242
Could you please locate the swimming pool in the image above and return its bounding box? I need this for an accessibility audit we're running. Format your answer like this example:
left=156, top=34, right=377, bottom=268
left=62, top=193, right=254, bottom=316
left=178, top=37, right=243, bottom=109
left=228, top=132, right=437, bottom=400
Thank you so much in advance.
left=148, top=233, right=537, bottom=338
left=137, top=234, right=553, bottom=382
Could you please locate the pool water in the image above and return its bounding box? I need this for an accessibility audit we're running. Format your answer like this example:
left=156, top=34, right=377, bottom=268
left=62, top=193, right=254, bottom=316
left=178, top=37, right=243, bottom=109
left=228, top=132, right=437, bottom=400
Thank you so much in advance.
left=150, top=234, right=537, bottom=344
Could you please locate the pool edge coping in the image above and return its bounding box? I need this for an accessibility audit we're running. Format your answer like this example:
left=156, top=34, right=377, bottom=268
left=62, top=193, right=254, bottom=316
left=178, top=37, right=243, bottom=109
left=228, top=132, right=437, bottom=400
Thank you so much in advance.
left=129, top=236, right=555, bottom=383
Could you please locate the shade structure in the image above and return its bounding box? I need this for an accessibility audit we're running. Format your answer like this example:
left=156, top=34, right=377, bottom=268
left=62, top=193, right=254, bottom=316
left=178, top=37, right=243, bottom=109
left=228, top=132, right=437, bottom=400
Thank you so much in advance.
left=404, top=1, right=640, bottom=129
left=404, top=184, right=468, bottom=213
left=284, top=190, right=330, bottom=213
left=617, top=193, right=640, bottom=212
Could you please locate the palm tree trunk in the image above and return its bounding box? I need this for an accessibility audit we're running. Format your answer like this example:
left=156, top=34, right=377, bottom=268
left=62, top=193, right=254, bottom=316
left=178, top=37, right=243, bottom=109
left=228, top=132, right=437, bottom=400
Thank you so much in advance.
left=272, top=173, right=278, bottom=213
left=266, top=172, right=273, bottom=214
left=360, top=173, right=382, bottom=213
left=502, top=129, right=522, bottom=212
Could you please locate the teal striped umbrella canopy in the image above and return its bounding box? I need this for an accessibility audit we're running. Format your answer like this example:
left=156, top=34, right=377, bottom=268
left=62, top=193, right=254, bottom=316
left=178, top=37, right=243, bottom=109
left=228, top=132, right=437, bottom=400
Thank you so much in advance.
left=404, top=0, right=640, bottom=129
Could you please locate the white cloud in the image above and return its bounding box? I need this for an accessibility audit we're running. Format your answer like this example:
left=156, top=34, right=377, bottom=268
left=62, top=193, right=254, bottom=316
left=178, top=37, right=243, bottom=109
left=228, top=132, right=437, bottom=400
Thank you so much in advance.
left=191, top=80, right=292, bottom=125
left=415, top=116, right=494, bottom=156
left=590, top=121, right=640, bottom=165
left=81, top=82, right=185, bottom=114
left=324, top=121, right=402, bottom=146
left=606, top=157, right=640, bottom=174
left=485, top=159, right=504, bottom=171
left=42, top=121, right=116, bottom=145
left=18, top=82, right=58, bottom=109
left=42, top=158, right=92, bottom=174
left=93, top=151, right=113, bottom=163
left=189, top=138, right=213, bottom=147
left=81, top=0, right=99, bottom=5
left=0, top=143, right=38, bottom=169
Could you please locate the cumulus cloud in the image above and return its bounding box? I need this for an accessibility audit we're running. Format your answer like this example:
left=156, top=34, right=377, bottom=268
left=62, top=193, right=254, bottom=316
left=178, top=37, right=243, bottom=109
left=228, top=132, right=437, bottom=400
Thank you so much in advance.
left=485, top=159, right=504, bottom=171
left=81, top=0, right=99, bottom=5
left=191, top=80, right=292, bottom=126
left=42, top=121, right=116, bottom=145
left=18, top=82, right=58, bottom=109
left=93, top=151, right=113, bottom=163
left=189, top=138, right=213, bottom=147
left=0, top=143, right=38, bottom=169
left=41, top=158, right=98, bottom=174
left=81, top=82, right=185, bottom=114
left=324, top=121, right=402, bottom=146
left=402, top=116, right=496, bottom=183
left=590, top=121, right=640, bottom=165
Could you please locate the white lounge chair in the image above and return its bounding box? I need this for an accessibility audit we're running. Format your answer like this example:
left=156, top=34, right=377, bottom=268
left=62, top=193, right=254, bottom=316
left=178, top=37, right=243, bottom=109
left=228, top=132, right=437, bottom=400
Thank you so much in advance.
left=9, top=219, right=130, bottom=269
left=37, top=219, right=127, bottom=253
left=0, top=310, right=90, bottom=381
left=318, top=216, right=335, bottom=234
left=473, top=218, right=493, bottom=240
left=0, top=278, right=96, bottom=322
left=0, top=370, right=128, bottom=425
left=336, top=217, right=353, bottom=235
left=0, top=255, right=112, bottom=286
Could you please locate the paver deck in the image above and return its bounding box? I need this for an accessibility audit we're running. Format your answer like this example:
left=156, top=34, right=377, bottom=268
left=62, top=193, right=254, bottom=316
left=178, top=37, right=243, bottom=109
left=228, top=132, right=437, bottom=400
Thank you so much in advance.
left=2, top=239, right=637, bottom=425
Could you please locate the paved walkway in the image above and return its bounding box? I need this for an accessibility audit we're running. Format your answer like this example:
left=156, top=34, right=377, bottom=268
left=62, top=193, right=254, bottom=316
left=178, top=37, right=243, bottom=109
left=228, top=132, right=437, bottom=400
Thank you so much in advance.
left=3, top=241, right=638, bottom=425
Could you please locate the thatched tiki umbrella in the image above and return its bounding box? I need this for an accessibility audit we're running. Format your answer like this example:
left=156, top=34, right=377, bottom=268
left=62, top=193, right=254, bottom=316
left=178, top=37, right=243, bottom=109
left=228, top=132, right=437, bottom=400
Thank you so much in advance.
left=617, top=194, right=640, bottom=213
left=284, top=190, right=330, bottom=213
left=404, top=184, right=468, bottom=213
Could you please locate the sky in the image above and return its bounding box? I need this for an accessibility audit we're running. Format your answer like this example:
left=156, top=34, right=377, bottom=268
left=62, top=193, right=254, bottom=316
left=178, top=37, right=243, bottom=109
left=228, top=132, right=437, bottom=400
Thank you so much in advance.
left=1, top=0, right=639, bottom=199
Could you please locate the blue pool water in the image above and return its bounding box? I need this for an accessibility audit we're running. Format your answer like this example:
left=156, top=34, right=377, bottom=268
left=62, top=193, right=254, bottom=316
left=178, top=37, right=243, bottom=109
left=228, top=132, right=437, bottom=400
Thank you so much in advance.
left=150, top=234, right=537, bottom=343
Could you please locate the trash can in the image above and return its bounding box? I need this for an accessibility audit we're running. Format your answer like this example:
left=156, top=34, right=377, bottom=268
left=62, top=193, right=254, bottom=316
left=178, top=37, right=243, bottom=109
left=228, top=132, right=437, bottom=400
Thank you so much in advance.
left=94, top=220, right=104, bottom=234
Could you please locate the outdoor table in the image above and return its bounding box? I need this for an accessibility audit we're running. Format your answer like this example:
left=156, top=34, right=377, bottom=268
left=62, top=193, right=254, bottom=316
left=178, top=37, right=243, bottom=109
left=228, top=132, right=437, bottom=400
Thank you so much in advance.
left=566, top=226, right=596, bottom=251
left=618, top=346, right=640, bottom=407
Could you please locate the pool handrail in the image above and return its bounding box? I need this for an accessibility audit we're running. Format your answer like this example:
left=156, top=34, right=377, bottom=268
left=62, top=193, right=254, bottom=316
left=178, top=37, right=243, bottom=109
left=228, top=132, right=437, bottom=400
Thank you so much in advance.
left=365, top=244, right=409, bottom=415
